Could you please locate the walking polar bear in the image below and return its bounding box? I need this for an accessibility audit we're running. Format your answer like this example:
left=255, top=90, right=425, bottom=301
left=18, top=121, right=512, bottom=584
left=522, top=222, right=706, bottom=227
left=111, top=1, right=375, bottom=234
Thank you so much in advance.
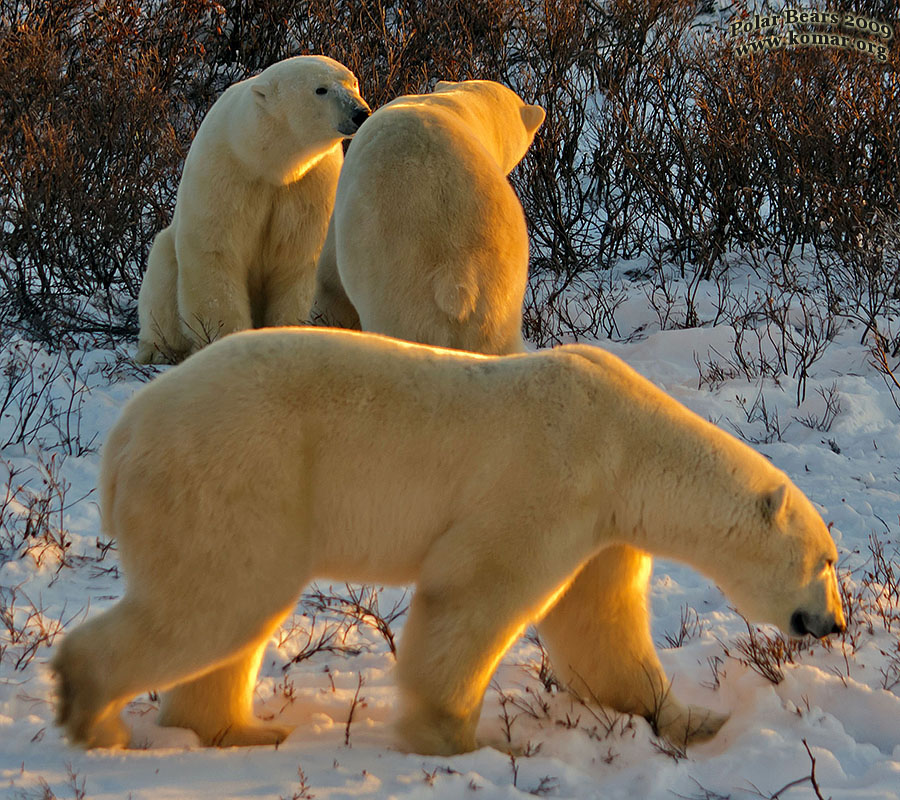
left=310, top=80, right=544, bottom=353
left=136, top=56, right=370, bottom=364
left=53, top=328, right=844, bottom=754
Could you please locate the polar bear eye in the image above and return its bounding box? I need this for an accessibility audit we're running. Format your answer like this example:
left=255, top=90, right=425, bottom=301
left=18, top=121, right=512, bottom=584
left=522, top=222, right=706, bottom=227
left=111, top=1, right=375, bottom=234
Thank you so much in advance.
left=315, top=87, right=328, bottom=95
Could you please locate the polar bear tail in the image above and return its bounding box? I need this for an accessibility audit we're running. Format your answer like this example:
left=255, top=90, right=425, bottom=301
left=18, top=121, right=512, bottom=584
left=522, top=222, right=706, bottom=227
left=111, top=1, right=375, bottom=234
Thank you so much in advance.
left=432, top=266, right=479, bottom=323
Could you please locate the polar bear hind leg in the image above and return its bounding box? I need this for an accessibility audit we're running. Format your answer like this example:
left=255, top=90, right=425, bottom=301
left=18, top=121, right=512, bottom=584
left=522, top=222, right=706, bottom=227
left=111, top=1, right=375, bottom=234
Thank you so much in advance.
left=136, top=228, right=193, bottom=364
left=53, top=592, right=297, bottom=749
left=309, top=219, right=360, bottom=329
left=158, top=635, right=293, bottom=747
left=538, top=545, right=728, bottom=747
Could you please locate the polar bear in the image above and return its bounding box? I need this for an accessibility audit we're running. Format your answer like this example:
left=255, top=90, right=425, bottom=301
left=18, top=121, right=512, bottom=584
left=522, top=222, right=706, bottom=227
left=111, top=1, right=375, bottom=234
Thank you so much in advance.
left=309, top=80, right=544, bottom=354
left=53, top=329, right=844, bottom=753
left=136, top=56, right=370, bottom=364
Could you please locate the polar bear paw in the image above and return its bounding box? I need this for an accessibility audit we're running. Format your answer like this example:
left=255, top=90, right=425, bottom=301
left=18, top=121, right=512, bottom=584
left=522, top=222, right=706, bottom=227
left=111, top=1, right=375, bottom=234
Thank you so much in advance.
left=652, top=701, right=729, bottom=749
left=396, top=705, right=478, bottom=756
left=206, top=722, right=294, bottom=748
left=53, top=661, right=130, bottom=748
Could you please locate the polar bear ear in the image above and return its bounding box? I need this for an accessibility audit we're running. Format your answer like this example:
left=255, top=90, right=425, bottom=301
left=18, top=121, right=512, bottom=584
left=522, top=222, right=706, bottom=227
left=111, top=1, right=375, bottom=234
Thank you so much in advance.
left=434, top=80, right=454, bottom=92
left=251, top=81, right=271, bottom=106
left=521, top=104, right=545, bottom=134
left=761, top=484, right=788, bottom=521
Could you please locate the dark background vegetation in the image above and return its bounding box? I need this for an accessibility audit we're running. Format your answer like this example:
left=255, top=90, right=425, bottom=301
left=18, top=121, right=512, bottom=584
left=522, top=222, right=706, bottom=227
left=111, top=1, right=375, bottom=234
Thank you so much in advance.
left=0, top=0, right=898, bottom=350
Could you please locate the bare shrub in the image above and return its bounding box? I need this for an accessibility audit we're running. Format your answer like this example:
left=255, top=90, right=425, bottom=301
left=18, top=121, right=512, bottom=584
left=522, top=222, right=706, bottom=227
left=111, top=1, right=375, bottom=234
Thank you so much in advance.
left=870, top=334, right=900, bottom=416
left=519, top=0, right=899, bottom=342
left=343, top=672, right=366, bottom=747
left=728, top=386, right=792, bottom=444
left=0, top=335, right=98, bottom=453
left=861, top=534, right=900, bottom=635
left=662, top=604, right=705, bottom=648
left=522, top=629, right=563, bottom=694
left=10, top=763, right=87, bottom=800
left=724, top=619, right=810, bottom=684
left=302, top=583, right=409, bottom=657
left=794, top=383, right=842, bottom=432
left=880, top=640, right=900, bottom=692
left=0, top=582, right=82, bottom=670
left=0, top=0, right=228, bottom=337
left=762, top=292, right=844, bottom=404
left=3, top=0, right=897, bottom=347
left=0, top=452, right=91, bottom=576
left=277, top=613, right=365, bottom=669
left=523, top=268, right=626, bottom=347
left=280, top=766, right=315, bottom=800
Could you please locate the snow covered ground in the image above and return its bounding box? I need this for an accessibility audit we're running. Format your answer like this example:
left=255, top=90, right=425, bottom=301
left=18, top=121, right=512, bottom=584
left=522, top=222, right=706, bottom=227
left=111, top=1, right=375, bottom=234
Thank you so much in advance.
left=1, top=264, right=899, bottom=799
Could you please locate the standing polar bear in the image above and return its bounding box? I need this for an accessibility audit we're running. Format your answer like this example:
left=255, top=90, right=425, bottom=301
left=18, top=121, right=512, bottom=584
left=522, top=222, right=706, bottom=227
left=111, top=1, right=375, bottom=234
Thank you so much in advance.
left=310, top=80, right=544, bottom=354
left=53, top=329, right=845, bottom=754
left=136, top=56, right=370, bottom=364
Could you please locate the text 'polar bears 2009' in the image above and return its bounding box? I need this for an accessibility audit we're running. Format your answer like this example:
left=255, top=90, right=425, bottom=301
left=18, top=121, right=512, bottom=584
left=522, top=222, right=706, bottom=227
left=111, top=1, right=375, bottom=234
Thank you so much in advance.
left=729, top=8, right=894, bottom=62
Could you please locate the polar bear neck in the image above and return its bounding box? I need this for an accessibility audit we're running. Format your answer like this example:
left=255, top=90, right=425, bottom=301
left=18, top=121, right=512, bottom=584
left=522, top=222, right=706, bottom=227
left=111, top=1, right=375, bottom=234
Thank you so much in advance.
left=384, top=93, right=516, bottom=174
left=444, top=101, right=515, bottom=173
left=236, top=130, right=339, bottom=187
left=565, top=348, right=789, bottom=585
left=219, top=87, right=340, bottom=186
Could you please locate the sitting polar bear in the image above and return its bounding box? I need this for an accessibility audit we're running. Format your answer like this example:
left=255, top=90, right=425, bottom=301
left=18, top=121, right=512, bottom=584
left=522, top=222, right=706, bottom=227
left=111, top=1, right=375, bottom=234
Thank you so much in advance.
left=136, top=56, right=369, bottom=364
left=54, top=329, right=844, bottom=753
left=310, top=80, right=544, bottom=354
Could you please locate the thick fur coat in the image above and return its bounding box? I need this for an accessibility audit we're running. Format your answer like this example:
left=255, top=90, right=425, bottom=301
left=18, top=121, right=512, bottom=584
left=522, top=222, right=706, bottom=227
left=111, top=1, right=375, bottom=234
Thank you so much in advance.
left=54, top=329, right=844, bottom=754
left=137, top=56, right=369, bottom=363
left=310, top=80, right=544, bottom=354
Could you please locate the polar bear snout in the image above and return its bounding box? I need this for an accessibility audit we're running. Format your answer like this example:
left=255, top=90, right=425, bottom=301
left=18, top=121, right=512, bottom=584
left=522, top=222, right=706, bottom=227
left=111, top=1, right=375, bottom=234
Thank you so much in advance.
left=790, top=608, right=845, bottom=638
left=351, top=106, right=371, bottom=128
left=338, top=101, right=371, bottom=136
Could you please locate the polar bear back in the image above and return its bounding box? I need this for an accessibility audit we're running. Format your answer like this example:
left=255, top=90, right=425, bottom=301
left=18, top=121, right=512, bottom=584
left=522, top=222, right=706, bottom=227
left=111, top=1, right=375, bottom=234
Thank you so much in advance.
left=107, top=329, right=569, bottom=586
left=105, top=326, right=823, bottom=597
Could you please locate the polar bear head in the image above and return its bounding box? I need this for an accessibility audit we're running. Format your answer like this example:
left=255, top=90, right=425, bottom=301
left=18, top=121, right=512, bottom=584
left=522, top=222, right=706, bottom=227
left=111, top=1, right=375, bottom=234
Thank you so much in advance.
left=723, top=483, right=845, bottom=639
left=250, top=55, right=370, bottom=153
left=432, top=79, right=545, bottom=174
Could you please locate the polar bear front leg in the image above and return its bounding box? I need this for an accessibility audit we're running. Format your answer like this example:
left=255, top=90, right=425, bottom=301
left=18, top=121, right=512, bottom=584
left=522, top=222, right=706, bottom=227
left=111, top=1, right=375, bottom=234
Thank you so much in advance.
left=262, top=264, right=317, bottom=329
left=395, top=584, right=501, bottom=755
left=395, top=525, right=588, bottom=756
left=537, top=545, right=728, bottom=748
left=176, top=244, right=253, bottom=352
left=158, top=638, right=293, bottom=747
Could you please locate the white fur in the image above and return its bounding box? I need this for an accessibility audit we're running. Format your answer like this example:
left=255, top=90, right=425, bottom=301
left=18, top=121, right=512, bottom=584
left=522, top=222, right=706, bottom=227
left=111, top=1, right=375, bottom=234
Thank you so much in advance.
left=53, top=329, right=843, bottom=753
left=136, top=56, right=369, bottom=363
left=309, top=80, right=544, bottom=354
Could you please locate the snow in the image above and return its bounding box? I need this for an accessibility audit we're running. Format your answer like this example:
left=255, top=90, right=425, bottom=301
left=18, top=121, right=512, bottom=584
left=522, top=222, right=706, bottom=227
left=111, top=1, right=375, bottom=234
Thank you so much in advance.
left=2, top=265, right=899, bottom=799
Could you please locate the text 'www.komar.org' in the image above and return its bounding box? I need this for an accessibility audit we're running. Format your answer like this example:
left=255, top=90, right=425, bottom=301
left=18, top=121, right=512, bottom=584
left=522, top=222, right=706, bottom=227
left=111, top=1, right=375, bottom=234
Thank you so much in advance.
left=729, top=8, right=894, bottom=62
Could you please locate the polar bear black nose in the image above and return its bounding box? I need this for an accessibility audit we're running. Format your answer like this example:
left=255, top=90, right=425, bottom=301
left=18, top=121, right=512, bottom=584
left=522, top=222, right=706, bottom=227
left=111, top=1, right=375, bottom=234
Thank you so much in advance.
left=790, top=610, right=809, bottom=636
left=792, top=609, right=844, bottom=638
left=351, top=107, right=370, bottom=128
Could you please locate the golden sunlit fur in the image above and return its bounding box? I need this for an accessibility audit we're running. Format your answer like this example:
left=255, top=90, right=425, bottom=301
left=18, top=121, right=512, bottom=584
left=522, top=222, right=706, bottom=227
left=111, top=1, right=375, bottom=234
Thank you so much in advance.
left=136, top=56, right=369, bottom=364
left=53, top=329, right=843, bottom=753
left=309, top=80, right=544, bottom=353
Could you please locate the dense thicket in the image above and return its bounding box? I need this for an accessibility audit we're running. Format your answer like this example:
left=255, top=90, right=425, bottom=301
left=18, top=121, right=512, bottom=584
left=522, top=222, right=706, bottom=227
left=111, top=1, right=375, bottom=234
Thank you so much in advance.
left=0, top=0, right=897, bottom=345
